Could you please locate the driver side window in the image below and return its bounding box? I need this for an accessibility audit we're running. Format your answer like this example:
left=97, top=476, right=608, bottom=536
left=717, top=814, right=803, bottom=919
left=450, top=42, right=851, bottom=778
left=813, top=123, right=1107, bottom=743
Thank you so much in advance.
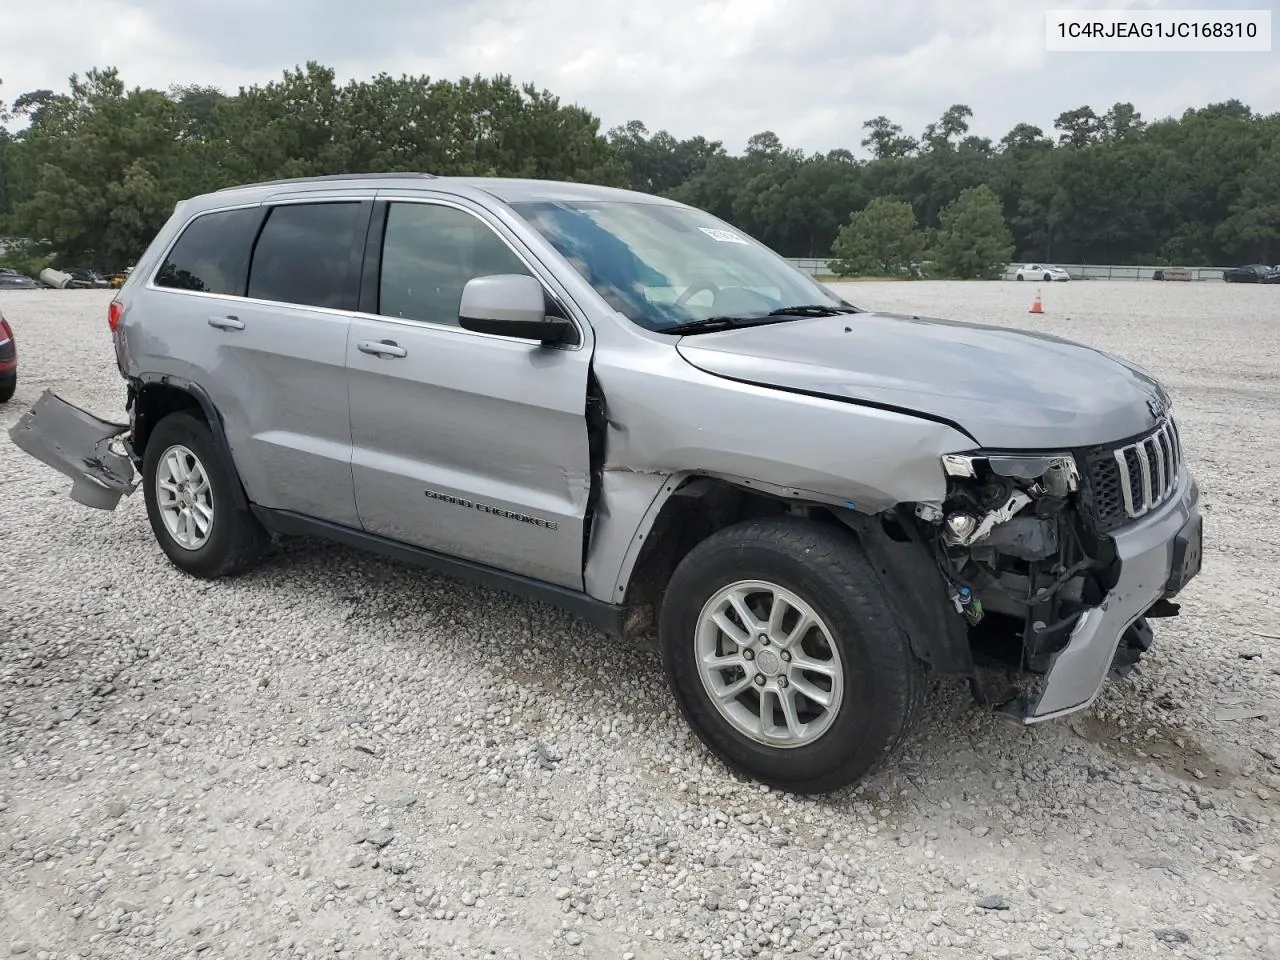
left=378, top=203, right=533, bottom=327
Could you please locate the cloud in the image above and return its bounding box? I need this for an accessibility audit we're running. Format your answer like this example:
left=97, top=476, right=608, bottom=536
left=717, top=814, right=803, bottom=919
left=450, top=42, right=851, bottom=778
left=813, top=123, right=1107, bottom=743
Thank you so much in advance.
left=1, top=0, right=1275, bottom=153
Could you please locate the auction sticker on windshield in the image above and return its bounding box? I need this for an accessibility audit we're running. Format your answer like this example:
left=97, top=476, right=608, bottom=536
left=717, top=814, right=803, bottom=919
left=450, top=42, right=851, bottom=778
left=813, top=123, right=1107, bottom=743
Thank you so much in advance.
left=698, top=227, right=749, bottom=244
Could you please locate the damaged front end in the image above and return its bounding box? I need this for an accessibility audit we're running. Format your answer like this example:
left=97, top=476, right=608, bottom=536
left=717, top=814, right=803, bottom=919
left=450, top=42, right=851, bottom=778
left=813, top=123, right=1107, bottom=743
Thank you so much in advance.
left=912, top=444, right=1190, bottom=723
left=8, top=389, right=139, bottom=509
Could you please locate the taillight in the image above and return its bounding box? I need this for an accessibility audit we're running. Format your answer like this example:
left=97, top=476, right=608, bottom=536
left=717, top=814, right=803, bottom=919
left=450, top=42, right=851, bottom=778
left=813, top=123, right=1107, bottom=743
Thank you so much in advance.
left=108, top=300, right=123, bottom=332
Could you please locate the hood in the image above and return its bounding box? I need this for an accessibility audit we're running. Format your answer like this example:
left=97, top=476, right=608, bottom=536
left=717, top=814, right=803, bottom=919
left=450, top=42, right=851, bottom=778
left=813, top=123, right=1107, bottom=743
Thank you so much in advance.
left=675, top=311, right=1168, bottom=450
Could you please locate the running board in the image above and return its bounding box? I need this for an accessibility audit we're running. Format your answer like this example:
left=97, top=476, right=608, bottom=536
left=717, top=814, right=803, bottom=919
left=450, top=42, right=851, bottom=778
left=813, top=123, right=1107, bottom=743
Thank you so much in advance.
left=251, top=506, right=627, bottom=639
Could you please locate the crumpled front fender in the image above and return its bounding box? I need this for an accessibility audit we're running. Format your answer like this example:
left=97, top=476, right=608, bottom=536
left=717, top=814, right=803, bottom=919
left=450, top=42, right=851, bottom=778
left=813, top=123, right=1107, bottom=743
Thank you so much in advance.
left=8, top=389, right=138, bottom=509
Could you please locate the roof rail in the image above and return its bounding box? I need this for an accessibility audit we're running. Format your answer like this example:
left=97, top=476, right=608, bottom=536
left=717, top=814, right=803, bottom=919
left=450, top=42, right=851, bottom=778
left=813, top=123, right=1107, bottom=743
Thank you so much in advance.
left=216, top=172, right=438, bottom=192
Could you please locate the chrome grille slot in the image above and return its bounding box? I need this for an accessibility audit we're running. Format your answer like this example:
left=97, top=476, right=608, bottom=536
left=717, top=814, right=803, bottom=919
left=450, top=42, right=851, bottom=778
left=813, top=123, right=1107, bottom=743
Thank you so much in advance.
left=1109, top=419, right=1181, bottom=521
left=1084, top=418, right=1182, bottom=532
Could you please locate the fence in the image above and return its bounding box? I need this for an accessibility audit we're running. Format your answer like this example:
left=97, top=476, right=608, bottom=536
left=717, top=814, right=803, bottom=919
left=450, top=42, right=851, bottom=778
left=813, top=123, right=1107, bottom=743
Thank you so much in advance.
left=784, top=257, right=1234, bottom=281
left=786, top=258, right=838, bottom=276
left=999, top=263, right=1232, bottom=282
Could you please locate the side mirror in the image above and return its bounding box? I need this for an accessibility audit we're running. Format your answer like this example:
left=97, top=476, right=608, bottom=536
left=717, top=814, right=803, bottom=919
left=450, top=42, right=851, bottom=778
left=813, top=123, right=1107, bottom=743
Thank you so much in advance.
left=458, top=274, right=575, bottom=345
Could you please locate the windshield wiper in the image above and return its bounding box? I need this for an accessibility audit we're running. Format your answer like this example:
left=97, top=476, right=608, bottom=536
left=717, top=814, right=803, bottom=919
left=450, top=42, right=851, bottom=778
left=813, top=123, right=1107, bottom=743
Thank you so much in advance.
left=662, top=304, right=860, bottom=335
left=662, top=314, right=802, bottom=335
left=766, top=304, right=860, bottom=317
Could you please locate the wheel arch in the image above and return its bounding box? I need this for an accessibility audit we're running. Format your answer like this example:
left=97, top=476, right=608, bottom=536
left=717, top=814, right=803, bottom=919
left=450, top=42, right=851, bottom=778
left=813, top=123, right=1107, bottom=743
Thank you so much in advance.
left=614, top=473, right=974, bottom=677
left=129, top=374, right=250, bottom=511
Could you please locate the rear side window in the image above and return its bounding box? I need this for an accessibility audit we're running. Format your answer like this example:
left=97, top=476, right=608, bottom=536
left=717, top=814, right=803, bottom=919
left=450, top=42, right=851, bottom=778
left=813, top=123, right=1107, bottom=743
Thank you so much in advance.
left=247, top=202, right=362, bottom=310
left=154, top=207, right=262, bottom=295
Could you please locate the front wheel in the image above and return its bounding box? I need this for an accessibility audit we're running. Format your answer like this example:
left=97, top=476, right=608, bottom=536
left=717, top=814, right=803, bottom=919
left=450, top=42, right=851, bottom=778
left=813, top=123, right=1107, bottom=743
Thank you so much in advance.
left=1044, top=272, right=1053, bottom=282
left=0, top=373, right=14, bottom=404
left=658, top=518, right=927, bottom=794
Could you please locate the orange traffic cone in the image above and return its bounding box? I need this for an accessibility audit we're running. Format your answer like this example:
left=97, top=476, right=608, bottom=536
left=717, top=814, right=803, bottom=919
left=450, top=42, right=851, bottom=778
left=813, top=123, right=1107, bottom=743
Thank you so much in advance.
left=1029, top=290, right=1044, bottom=314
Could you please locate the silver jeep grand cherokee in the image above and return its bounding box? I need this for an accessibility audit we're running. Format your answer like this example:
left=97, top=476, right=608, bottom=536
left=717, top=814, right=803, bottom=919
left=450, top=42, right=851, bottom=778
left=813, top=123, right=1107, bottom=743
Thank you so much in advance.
left=10, top=173, right=1203, bottom=793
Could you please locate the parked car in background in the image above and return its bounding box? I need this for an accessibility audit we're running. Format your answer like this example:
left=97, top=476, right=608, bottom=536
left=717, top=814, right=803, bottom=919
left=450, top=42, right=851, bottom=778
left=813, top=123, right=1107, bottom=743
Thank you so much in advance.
left=0, top=309, right=16, bottom=403
left=1222, top=264, right=1275, bottom=283
left=1260, top=267, right=1280, bottom=285
left=0, top=270, right=42, bottom=290
left=1015, top=263, right=1070, bottom=282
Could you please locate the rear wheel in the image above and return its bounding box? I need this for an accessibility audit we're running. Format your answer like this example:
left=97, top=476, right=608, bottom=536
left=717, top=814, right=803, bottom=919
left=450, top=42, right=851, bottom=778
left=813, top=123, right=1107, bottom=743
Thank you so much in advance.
left=658, top=517, right=927, bottom=794
left=1043, top=272, right=1052, bottom=282
left=0, top=373, right=14, bottom=404
left=142, top=412, right=266, bottom=578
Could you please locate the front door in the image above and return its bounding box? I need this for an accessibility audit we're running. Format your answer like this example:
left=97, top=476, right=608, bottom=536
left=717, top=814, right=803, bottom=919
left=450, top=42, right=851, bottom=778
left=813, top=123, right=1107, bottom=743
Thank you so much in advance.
left=346, top=197, right=593, bottom=590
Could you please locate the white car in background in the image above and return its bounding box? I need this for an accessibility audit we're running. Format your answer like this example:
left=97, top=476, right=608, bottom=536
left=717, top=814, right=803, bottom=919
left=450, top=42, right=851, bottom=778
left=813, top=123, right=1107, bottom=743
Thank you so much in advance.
left=1015, top=263, right=1071, bottom=282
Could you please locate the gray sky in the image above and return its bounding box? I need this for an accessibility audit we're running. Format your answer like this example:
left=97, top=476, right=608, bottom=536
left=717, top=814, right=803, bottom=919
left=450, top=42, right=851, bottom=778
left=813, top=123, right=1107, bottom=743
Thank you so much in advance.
left=1, top=0, right=1275, bottom=153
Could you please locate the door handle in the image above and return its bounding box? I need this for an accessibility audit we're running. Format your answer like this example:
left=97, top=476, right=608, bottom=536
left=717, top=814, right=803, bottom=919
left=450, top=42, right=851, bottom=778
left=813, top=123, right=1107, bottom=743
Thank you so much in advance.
left=208, top=315, right=244, bottom=331
left=357, top=339, right=407, bottom=358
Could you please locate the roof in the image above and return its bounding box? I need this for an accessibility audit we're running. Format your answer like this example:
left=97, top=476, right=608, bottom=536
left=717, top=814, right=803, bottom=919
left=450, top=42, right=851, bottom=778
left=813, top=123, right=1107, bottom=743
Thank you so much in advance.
left=201, top=174, right=678, bottom=208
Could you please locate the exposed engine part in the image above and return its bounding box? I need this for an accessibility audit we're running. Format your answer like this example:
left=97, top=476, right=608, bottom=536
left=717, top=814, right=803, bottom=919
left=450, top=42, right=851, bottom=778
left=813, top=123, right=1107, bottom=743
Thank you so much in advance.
left=948, top=584, right=984, bottom=625
left=921, top=449, right=1118, bottom=682
left=943, top=490, right=1032, bottom=547
left=945, top=512, right=977, bottom=541
left=969, top=515, right=1059, bottom=562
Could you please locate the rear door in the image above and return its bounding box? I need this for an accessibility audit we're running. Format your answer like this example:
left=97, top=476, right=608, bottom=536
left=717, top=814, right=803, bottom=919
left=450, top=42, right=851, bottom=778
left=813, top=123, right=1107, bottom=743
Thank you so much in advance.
left=345, top=195, right=593, bottom=589
left=147, top=198, right=369, bottom=526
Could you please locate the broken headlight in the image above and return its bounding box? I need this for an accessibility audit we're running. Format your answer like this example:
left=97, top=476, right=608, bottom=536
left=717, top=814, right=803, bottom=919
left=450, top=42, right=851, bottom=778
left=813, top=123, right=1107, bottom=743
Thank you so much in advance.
left=920, top=452, right=1080, bottom=548
left=942, top=452, right=1078, bottom=488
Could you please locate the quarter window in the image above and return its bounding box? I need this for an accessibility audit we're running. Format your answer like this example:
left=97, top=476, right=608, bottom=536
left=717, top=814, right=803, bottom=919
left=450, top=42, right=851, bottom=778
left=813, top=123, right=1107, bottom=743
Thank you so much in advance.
left=378, top=203, right=533, bottom=326
left=248, top=202, right=362, bottom=310
left=154, top=207, right=262, bottom=295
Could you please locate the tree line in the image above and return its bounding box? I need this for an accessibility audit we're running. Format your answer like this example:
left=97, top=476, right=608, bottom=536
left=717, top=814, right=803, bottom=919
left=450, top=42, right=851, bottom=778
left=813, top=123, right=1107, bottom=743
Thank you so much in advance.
left=0, top=63, right=1275, bottom=275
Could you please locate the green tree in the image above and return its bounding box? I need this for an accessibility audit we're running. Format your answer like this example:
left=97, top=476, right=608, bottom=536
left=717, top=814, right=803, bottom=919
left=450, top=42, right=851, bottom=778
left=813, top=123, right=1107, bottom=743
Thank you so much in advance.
left=2, top=65, right=1278, bottom=269
left=933, top=185, right=1015, bottom=279
left=922, top=104, right=974, bottom=153
left=1215, top=143, right=1280, bottom=261
left=12, top=68, right=208, bottom=268
left=608, top=120, right=724, bottom=194
left=861, top=116, right=916, bottom=159
left=0, top=79, right=13, bottom=226
left=828, top=197, right=923, bottom=277
left=1054, top=106, right=1103, bottom=147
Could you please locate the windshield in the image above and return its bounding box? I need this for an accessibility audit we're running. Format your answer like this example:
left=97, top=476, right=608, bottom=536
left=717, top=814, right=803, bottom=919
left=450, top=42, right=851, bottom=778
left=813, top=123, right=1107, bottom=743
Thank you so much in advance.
left=508, top=199, right=848, bottom=332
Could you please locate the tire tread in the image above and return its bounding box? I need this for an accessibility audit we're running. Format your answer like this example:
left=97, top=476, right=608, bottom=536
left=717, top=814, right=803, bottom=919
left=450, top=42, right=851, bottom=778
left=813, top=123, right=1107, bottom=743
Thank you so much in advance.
left=142, top=412, right=266, bottom=579
left=659, top=516, right=929, bottom=794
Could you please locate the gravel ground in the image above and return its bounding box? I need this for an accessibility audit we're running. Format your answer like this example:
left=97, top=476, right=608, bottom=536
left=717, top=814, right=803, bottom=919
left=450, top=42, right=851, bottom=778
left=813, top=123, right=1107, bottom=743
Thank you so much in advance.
left=1, top=282, right=1278, bottom=960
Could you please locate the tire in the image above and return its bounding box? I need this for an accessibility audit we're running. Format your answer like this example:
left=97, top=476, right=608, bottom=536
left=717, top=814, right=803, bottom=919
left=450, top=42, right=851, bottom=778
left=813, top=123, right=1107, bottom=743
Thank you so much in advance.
left=142, top=411, right=266, bottom=578
left=0, top=373, right=14, bottom=404
left=658, top=517, right=927, bottom=794
left=1015, top=274, right=1024, bottom=281
left=1043, top=273, right=1052, bottom=282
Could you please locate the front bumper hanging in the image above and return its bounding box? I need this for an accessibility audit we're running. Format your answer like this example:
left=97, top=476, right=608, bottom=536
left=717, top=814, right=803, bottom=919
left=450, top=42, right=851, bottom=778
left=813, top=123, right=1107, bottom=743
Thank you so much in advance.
left=1022, top=472, right=1202, bottom=722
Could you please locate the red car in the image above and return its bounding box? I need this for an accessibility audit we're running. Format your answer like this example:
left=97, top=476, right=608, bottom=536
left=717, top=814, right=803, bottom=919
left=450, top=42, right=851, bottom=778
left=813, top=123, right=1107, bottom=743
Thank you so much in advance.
left=0, top=309, right=16, bottom=403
